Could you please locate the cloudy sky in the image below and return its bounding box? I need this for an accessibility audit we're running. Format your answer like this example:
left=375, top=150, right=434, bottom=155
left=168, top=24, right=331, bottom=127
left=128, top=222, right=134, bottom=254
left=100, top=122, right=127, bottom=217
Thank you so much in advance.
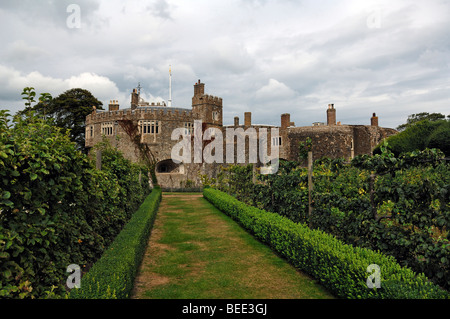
left=1, top=0, right=449, bottom=129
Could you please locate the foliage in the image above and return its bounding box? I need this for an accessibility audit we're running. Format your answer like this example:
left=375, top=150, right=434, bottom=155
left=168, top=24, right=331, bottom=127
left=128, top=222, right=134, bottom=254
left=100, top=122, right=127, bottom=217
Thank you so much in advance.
left=68, top=187, right=161, bottom=299
left=376, top=118, right=450, bottom=156
left=213, top=143, right=450, bottom=291
left=0, top=110, right=150, bottom=298
left=204, top=188, right=449, bottom=299
left=16, top=88, right=103, bottom=152
left=117, top=119, right=157, bottom=185
left=427, top=120, right=450, bottom=156
left=312, top=148, right=449, bottom=290
left=396, top=112, right=447, bottom=132
left=298, top=137, right=312, bottom=162
left=21, top=87, right=37, bottom=107
left=215, top=161, right=310, bottom=224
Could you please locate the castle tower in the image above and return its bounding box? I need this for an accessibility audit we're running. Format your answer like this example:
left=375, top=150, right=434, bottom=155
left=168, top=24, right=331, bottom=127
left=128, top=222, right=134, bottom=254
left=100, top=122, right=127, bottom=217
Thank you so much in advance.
left=192, top=79, right=223, bottom=127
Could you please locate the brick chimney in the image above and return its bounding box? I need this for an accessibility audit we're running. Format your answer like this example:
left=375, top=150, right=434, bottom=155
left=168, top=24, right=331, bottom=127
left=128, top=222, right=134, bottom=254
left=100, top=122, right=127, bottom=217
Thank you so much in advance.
left=131, top=88, right=139, bottom=110
left=244, top=112, right=252, bottom=127
left=234, top=116, right=239, bottom=127
left=108, top=100, right=119, bottom=111
left=371, top=113, right=379, bottom=126
left=194, top=79, right=205, bottom=97
left=327, top=104, right=336, bottom=126
left=281, top=113, right=291, bottom=129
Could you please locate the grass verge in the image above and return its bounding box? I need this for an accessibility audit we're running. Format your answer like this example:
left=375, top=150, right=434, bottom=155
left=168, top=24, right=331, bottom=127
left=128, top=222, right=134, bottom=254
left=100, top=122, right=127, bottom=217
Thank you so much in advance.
left=132, top=194, right=334, bottom=299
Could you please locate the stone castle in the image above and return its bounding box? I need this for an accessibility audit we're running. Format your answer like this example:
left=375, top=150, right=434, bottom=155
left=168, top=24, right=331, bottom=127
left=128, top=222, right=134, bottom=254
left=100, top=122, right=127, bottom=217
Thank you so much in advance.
left=85, top=80, right=397, bottom=189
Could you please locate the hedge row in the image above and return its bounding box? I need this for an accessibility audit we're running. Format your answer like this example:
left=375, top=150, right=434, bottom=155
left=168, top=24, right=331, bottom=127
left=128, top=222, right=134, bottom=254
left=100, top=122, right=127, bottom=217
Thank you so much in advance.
left=68, top=187, right=162, bottom=299
left=203, top=187, right=449, bottom=299
left=0, top=112, right=151, bottom=298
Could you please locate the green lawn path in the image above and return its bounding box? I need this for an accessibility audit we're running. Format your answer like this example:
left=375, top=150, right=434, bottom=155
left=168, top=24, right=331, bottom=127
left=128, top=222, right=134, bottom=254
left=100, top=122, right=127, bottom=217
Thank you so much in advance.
left=131, top=193, right=334, bottom=299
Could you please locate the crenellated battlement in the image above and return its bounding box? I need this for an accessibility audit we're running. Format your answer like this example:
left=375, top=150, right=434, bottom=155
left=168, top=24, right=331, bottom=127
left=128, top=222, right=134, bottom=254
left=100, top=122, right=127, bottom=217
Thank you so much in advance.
left=192, top=79, right=223, bottom=108
left=192, top=93, right=223, bottom=107
left=86, top=106, right=194, bottom=125
left=200, top=94, right=223, bottom=106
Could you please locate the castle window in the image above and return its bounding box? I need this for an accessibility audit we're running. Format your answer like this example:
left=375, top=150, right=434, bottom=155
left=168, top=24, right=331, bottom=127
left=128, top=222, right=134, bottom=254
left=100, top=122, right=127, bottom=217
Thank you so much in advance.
left=184, top=122, right=194, bottom=135
left=86, top=125, right=94, bottom=138
left=101, top=122, right=114, bottom=136
left=272, top=136, right=282, bottom=146
left=212, top=111, right=220, bottom=121
left=140, top=121, right=160, bottom=135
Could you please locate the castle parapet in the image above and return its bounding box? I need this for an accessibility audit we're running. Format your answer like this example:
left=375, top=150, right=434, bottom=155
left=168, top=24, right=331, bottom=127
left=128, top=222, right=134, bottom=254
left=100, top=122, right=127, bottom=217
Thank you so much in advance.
left=202, top=94, right=223, bottom=106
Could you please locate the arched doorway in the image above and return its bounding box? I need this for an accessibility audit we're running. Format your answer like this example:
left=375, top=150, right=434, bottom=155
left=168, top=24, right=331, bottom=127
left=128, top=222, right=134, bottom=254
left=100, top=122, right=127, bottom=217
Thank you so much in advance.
left=155, top=159, right=180, bottom=173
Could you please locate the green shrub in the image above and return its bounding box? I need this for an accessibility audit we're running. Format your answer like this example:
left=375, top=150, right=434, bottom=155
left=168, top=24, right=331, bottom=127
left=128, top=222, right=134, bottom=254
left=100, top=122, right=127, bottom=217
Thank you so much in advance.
left=68, top=187, right=161, bottom=299
left=0, top=111, right=150, bottom=298
left=203, top=188, right=449, bottom=299
left=217, top=148, right=450, bottom=291
left=374, top=119, right=449, bottom=156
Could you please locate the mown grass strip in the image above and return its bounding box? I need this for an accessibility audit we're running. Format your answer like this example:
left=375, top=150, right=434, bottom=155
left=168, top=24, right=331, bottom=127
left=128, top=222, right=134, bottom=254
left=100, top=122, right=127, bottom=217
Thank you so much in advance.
left=132, top=194, right=334, bottom=299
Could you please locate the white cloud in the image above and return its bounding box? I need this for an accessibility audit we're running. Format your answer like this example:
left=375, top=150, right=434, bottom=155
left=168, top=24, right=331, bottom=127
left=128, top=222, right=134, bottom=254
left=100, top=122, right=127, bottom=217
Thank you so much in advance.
left=255, top=79, right=296, bottom=101
left=65, top=73, right=120, bottom=99
left=0, top=65, right=126, bottom=113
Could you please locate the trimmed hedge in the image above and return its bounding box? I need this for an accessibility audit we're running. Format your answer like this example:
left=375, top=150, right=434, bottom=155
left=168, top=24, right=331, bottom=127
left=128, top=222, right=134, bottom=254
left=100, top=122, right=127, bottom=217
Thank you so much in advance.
left=203, top=188, right=449, bottom=299
left=68, top=187, right=162, bottom=299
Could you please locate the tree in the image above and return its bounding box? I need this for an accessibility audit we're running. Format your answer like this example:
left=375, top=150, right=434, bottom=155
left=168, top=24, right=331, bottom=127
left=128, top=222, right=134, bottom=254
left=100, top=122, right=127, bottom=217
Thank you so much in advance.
left=427, top=120, right=450, bottom=156
left=375, top=118, right=449, bottom=156
left=396, top=112, right=447, bottom=132
left=17, top=88, right=103, bottom=152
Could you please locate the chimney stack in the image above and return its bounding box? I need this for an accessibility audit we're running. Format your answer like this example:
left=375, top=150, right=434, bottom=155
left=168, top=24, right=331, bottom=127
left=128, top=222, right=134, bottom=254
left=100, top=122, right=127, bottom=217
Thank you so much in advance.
left=131, top=88, right=139, bottom=110
left=327, top=104, right=336, bottom=126
left=194, top=79, right=205, bottom=97
left=371, top=113, right=379, bottom=126
left=108, top=99, right=119, bottom=111
left=234, top=116, right=239, bottom=127
left=281, top=113, right=291, bottom=129
left=244, top=112, right=252, bottom=127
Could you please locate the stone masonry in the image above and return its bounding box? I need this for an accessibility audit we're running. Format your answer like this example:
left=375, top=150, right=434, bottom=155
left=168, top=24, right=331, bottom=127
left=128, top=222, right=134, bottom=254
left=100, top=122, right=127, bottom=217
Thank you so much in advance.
left=85, top=80, right=397, bottom=189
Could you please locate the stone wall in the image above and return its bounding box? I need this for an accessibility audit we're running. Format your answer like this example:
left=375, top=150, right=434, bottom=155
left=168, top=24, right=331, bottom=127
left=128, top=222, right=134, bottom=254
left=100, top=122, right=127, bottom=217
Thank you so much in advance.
left=287, top=125, right=353, bottom=162
left=85, top=81, right=398, bottom=188
left=285, top=124, right=397, bottom=162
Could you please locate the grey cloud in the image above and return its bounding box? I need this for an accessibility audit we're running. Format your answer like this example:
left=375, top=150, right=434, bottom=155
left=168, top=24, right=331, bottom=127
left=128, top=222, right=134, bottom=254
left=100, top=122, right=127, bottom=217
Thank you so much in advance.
left=0, top=0, right=101, bottom=27
left=1, top=1, right=450, bottom=130
left=147, top=0, right=173, bottom=20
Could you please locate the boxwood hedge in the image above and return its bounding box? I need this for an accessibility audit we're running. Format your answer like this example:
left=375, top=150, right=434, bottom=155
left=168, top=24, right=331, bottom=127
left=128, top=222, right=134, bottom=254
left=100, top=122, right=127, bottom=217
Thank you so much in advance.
left=68, top=187, right=161, bottom=299
left=203, top=187, right=448, bottom=299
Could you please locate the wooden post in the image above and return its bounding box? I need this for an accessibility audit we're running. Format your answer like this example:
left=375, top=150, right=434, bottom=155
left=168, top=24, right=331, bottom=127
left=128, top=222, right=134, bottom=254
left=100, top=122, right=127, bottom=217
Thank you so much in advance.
left=308, top=151, right=313, bottom=218
left=96, top=150, right=102, bottom=170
